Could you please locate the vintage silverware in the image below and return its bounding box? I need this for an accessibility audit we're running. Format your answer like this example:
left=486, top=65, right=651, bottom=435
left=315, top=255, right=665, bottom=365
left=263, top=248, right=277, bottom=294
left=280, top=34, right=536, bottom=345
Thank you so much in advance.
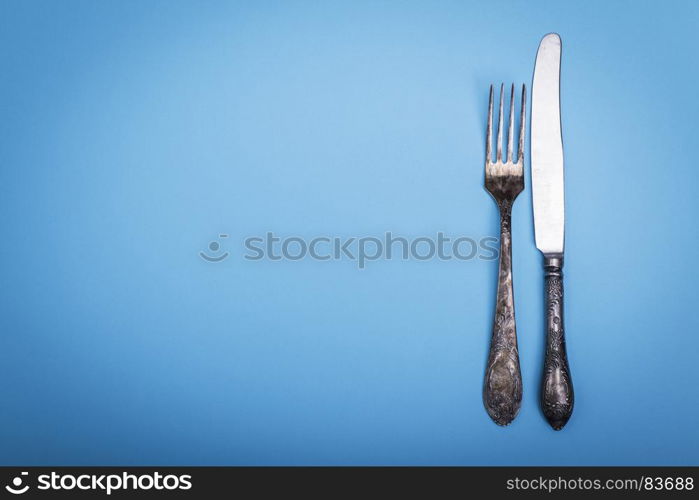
left=483, top=83, right=526, bottom=426
left=531, top=33, right=573, bottom=430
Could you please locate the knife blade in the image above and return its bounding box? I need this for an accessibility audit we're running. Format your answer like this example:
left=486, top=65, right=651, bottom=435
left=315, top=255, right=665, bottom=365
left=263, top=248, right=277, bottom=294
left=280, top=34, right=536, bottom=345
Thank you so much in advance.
left=532, top=33, right=564, bottom=256
left=531, top=33, right=574, bottom=430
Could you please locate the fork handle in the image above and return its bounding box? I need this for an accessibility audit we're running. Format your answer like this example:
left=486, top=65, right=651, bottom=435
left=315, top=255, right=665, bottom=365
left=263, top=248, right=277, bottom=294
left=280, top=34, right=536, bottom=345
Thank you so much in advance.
left=483, top=200, right=522, bottom=426
left=541, top=255, right=574, bottom=430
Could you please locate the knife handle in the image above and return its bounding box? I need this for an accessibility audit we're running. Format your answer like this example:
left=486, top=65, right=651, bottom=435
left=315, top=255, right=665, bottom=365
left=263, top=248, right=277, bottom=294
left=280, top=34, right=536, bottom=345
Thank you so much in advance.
left=483, top=201, right=522, bottom=426
left=541, top=255, right=574, bottom=430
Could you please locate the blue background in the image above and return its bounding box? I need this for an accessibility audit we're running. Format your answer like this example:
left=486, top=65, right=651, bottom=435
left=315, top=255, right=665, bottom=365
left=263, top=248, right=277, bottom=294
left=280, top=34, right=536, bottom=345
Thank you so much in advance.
left=1, top=0, right=698, bottom=465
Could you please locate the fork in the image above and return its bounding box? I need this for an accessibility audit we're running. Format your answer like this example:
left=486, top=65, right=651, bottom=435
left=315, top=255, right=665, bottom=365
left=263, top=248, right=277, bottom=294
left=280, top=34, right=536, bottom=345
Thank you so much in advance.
left=483, top=83, right=526, bottom=426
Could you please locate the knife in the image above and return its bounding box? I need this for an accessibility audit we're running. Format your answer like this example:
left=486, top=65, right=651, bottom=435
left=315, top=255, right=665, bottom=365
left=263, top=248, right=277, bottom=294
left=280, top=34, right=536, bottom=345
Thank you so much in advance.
left=531, top=33, right=573, bottom=430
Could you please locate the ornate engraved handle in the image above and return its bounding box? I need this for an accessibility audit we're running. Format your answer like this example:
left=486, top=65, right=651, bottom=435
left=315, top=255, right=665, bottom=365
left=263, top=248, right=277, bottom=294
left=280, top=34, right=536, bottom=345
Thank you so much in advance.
left=483, top=201, right=522, bottom=426
left=541, top=255, right=574, bottom=430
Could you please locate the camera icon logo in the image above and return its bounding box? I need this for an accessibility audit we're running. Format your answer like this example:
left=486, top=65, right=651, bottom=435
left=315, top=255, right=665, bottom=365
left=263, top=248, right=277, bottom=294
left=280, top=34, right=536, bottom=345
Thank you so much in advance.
left=5, top=472, right=29, bottom=494
left=200, top=234, right=230, bottom=262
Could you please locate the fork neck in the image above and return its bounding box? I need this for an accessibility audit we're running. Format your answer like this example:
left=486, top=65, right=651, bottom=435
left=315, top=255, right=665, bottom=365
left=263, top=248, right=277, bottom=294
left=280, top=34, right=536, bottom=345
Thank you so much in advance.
left=497, top=199, right=513, bottom=233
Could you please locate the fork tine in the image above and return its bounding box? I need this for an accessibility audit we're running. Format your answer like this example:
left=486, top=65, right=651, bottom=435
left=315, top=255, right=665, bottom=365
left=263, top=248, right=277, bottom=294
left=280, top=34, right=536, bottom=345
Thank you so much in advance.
left=486, top=85, right=493, bottom=164
left=496, top=84, right=504, bottom=162
left=518, top=84, right=526, bottom=163
left=507, top=83, right=515, bottom=162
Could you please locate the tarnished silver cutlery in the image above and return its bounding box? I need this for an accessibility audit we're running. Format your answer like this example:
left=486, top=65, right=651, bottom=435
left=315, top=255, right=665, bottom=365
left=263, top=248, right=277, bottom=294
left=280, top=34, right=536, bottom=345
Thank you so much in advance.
left=531, top=33, right=573, bottom=430
left=481, top=33, right=573, bottom=430
left=483, top=83, right=526, bottom=426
